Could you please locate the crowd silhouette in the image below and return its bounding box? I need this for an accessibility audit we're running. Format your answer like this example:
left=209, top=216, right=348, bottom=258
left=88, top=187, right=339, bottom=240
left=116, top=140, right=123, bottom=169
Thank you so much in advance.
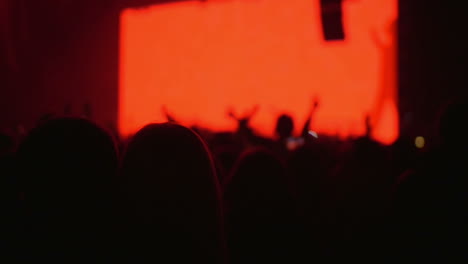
left=0, top=98, right=467, bottom=263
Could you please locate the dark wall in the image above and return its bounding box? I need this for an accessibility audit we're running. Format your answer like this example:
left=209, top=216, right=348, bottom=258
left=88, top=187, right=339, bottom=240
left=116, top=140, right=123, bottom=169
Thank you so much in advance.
left=0, top=0, right=181, bottom=132
left=1, top=0, right=121, bottom=131
left=399, top=1, right=468, bottom=142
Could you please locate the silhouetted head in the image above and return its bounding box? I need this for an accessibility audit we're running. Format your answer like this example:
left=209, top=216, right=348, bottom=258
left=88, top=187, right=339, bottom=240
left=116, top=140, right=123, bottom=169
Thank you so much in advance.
left=438, top=99, right=468, bottom=149
left=288, top=144, right=330, bottom=196
left=275, top=114, right=294, bottom=140
left=224, top=147, right=296, bottom=221
left=223, top=148, right=298, bottom=263
left=37, top=113, right=55, bottom=126
left=18, top=117, right=118, bottom=207
left=16, top=117, right=118, bottom=261
left=119, top=123, right=225, bottom=263
left=350, top=136, right=387, bottom=167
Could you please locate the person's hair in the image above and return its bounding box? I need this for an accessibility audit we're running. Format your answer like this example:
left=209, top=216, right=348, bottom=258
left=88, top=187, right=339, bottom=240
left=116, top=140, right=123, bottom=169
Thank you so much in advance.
left=17, top=117, right=118, bottom=205
left=275, top=114, right=294, bottom=139
left=223, top=147, right=300, bottom=263
left=119, top=123, right=225, bottom=263
left=16, top=117, right=118, bottom=261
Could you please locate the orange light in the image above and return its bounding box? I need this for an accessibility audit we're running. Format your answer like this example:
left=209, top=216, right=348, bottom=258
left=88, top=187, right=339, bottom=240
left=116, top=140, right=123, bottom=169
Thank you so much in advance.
left=415, top=136, right=425, bottom=149
left=119, top=0, right=398, bottom=144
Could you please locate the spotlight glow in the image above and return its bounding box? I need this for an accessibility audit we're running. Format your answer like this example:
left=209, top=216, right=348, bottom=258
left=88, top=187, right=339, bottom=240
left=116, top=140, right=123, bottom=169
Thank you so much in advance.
left=415, top=136, right=425, bottom=149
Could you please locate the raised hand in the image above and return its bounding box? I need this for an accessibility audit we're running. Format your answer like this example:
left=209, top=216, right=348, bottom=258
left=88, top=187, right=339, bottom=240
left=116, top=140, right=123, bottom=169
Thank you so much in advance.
left=162, top=105, right=176, bottom=123
left=227, top=105, right=260, bottom=123
left=301, top=96, right=321, bottom=138
left=247, top=105, right=260, bottom=119
left=312, top=96, right=320, bottom=112
left=365, top=114, right=373, bottom=138
left=226, top=107, right=238, bottom=120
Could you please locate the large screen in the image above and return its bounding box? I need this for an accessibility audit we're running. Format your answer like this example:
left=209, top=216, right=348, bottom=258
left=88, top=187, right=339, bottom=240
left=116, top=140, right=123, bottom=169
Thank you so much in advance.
left=119, top=0, right=398, bottom=144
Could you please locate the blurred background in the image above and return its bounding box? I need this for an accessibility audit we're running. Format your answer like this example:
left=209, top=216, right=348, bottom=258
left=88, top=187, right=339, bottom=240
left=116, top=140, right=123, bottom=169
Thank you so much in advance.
left=2, top=1, right=468, bottom=262
left=1, top=0, right=467, bottom=145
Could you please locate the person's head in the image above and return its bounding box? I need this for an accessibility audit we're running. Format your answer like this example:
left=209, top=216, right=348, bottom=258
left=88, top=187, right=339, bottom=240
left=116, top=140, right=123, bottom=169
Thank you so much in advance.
left=275, top=114, right=294, bottom=140
left=223, top=148, right=299, bottom=263
left=17, top=117, right=118, bottom=208
left=224, top=148, right=293, bottom=217
left=16, top=117, right=118, bottom=261
left=288, top=144, right=329, bottom=189
left=119, top=123, right=225, bottom=263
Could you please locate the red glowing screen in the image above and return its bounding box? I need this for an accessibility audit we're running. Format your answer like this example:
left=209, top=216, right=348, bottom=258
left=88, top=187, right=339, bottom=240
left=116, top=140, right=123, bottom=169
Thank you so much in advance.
left=119, top=0, right=398, bottom=143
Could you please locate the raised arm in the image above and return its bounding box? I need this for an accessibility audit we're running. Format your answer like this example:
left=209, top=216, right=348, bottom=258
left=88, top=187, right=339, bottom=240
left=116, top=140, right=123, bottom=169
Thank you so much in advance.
left=301, top=96, right=320, bottom=138
left=162, top=105, right=177, bottom=123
